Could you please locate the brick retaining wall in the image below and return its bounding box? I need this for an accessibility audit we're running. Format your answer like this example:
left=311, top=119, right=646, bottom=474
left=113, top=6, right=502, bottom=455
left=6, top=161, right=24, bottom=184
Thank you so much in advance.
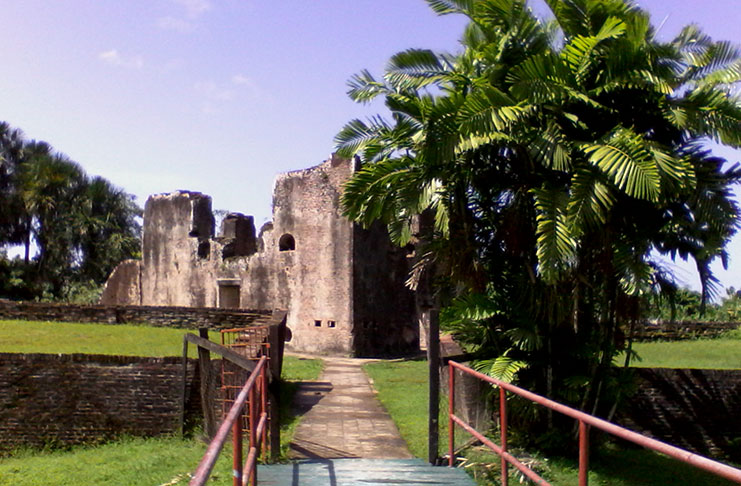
left=0, top=353, right=202, bottom=452
left=633, top=321, right=740, bottom=341
left=0, top=299, right=272, bottom=329
left=618, top=368, right=741, bottom=461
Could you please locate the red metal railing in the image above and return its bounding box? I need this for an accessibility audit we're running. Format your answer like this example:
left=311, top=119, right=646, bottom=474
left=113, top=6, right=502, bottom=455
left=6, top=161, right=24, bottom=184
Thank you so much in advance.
left=190, top=355, right=268, bottom=486
left=447, top=360, right=741, bottom=486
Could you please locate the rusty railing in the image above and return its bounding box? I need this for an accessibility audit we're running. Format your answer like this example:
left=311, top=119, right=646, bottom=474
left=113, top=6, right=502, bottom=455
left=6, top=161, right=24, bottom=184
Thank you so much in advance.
left=447, top=360, right=741, bottom=486
left=190, top=355, right=268, bottom=486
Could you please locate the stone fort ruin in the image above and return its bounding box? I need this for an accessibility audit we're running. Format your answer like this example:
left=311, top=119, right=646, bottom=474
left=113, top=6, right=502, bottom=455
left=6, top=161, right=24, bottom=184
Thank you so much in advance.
left=101, top=154, right=418, bottom=356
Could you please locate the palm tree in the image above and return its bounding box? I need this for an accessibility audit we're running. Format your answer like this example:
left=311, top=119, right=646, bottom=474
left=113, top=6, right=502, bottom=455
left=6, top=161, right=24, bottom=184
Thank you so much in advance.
left=74, top=176, right=141, bottom=284
left=0, top=123, right=27, bottom=248
left=335, top=0, right=741, bottom=434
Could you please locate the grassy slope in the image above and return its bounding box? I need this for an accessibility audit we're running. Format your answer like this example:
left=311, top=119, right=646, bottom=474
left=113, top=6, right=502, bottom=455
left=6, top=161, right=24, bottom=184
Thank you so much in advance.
left=0, top=356, right=322, bottom=485
left=363, top=359, right=450, bottom=459
left=0, top=319, right=207, bottom=357
left=627, top=329, right=741, bottom=369
left=0, top=436, right=231, bottom=486
left=0, top=319, right=324, bottom=484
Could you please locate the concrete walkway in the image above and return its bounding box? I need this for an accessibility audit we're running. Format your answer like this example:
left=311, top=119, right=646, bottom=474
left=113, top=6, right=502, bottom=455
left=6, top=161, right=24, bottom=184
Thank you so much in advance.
left=288, top=357, right=413, bottom=459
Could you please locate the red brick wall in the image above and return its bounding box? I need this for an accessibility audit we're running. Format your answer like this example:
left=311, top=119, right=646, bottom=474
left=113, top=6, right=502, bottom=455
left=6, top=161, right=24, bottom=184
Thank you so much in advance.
left=617, top=368, right=741, bottom=461
left=0, top=353, right=202, bottom=452
left=0, top=299, right=272, bottom=329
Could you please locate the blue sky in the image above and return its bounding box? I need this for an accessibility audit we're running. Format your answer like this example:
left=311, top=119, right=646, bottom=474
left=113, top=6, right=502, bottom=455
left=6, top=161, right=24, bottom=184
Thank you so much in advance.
left=1, top=0, right=740, bottom=293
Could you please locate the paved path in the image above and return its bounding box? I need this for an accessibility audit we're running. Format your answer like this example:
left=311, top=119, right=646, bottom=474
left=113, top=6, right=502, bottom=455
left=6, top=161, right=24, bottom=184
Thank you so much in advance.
left=288, top=357, right=413, bottom=459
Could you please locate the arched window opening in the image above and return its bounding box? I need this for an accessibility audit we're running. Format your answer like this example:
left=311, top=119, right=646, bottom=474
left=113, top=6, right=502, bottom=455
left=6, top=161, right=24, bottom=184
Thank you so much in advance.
left=279, top=233, right=296, bottom=252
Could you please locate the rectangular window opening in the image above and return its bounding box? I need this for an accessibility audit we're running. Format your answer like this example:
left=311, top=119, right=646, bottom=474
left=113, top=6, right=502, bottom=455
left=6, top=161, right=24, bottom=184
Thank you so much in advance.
left=327, top=320, right=336, bottom=328
left=314, top=320, right=322, bottom=327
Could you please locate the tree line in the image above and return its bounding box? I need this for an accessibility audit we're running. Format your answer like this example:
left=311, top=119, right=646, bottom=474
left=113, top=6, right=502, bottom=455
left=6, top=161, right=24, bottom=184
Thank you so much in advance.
left=336, top=0, right=741, bottom=448
left=0, top=122, right=141, bottom=302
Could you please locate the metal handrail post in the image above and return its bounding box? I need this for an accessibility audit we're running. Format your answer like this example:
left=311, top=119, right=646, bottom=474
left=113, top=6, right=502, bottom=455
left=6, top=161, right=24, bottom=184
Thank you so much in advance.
left=190, top=356, right=267, bottom=486
left=447, top=360, right=741, bottom=485
left=579, top=420, right=589, bottom=486
left=232, top=417, right=243, bottom=486
left=249, top=377, right=257, bottom=486
left=500, top=387, right=508, bottom=486
left=448, top=364, right=456, bottom=467
left=260, top=366, right=267, bottom=461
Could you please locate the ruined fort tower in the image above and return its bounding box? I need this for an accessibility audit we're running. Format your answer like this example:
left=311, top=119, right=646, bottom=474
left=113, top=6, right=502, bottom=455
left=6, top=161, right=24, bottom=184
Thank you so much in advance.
left=101, top=155, right=417, bottom=356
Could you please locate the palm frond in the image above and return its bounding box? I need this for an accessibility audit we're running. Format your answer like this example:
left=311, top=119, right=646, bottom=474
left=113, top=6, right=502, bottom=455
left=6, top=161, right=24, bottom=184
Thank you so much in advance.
left=531, top=185, right=577, bottom=281
left=347, top=69, right=388, bottom=103
left=456, top=85, right=535, bottom=136
left=333, top=117, right=391, bottom=160
left=425, top=0, right=474, bottom=16
left=384, top=49, right=452, bottom=92
left=473, top=352, right=528, bottom=383
left=581, top=129, right=662, bottom=202
left=528, top=121, right=573, bottom=171
left=566, top=165, right=615, bottom=232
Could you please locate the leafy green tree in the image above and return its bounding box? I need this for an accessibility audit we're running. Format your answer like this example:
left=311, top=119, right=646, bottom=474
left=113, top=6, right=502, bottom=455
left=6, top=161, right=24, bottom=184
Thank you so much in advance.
left=0, top=122, right=26, bottom=248
left=0, top=122, right=141, bottom=300
left=335, top=0, right=741, bottom=441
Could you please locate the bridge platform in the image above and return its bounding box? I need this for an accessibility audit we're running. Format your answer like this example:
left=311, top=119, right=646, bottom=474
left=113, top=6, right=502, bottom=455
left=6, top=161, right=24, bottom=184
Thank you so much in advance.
left=257, top=458, right=475, bottom=486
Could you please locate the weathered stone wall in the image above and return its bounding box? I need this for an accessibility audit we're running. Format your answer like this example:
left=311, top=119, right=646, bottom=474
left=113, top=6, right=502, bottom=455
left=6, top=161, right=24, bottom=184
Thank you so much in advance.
left=141, top=191, right=216, bottom=308
left=618, top=368, right=741, bottom=461
left=271, top=155, right=355, bottom=355
left=0, top=353, right=201, bottom=452
left=0, top=299, right=273, bottom=329
left=99, top=155, right=418, bottom=357
left=99, top=259, right=141, bottom=305
left=440, top=336, right=492, bottom=432
left=352, top=221, right=417, bottom=356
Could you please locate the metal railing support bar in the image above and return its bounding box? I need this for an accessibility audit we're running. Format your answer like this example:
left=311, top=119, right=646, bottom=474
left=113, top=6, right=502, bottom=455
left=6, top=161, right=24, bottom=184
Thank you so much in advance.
left=448, top=364, right=456, bottom=467
left=500, top=386, right=508, bottom=486
left=448, top=361, right=741, bottom=484
left=260, top=369, right=268, bottom=461
left=190, top=356, right=267, bottom=486
left=233, top=418, right=243, bottom=486
left=579, top=420, right=589, bottom=486
left=243, top=413, right=268, bottom=486
left=451, top=414, right=552, bottom=486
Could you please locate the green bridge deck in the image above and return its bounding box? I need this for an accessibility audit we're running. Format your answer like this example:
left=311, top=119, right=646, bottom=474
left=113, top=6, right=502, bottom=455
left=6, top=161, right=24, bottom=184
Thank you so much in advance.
left=257, top=458, right=476, bottom=486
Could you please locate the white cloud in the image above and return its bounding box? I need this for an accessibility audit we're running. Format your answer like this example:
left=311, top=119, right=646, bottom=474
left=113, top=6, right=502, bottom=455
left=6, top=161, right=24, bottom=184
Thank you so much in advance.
left=162, top=58, right=185, bottom=73
left=157, top=16, right=194, bottom=33
left=158, top=0, right=212, bottom=31
left=231, top=74, right=252, bottom=86
left=195, top=81, right=234, bottom=102
left=193, top=76, right=264, bottom=114
left=175, top=0, right=212, bottom=19
left=98, top=50, right=144, bottom=69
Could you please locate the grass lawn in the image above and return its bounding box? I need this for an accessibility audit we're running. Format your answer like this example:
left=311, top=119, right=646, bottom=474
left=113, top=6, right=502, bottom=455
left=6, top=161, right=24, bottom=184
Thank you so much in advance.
left=0, top=435, right=231, bottom=486
left=0, top=355, right=322, bottom=486
left=365, top=358, right=738, bottom=486
left=364, top=358, right=450, bottom=459
left=0, top=319, right=324, bottom=483
left=625, top=329, right=741, bottom=369
left=0, top=319, right=211, bottom=357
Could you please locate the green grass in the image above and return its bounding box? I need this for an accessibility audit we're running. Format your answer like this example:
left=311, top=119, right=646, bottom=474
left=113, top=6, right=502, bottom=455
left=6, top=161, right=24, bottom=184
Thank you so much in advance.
left=281, top=355, right=323, bottom=382
left=365, top=358, right=738, bottom=486
left=459, top=442, right=737, bottom=486
left=0, top=435, right=231, bottom=486
left=0, top=356, right=323, bottom=484
left=0, top=319, right=324, bottom=481
left=0, top=319, right=209, bottom=357
left=363, top=359, right=450, bottom=459
left=625, top=328, right=741, bottom=369
left=278, top=355, right=324, bottom=458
